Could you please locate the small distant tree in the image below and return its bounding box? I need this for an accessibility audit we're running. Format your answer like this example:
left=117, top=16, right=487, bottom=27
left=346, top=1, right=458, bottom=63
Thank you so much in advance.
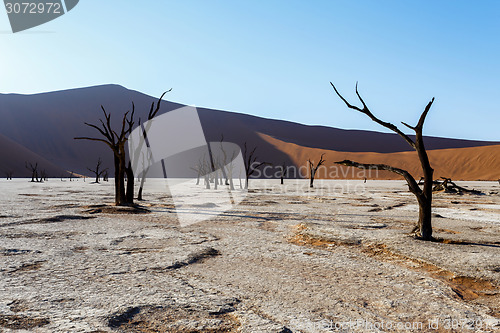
left=242, top=142, right=268, bottom=189
left=75, top=105, right=135, bottom=206
left=40, top=169, right=48, bottom=181
left=25, top=162, right=40, bottom=182
left=103, top=170, right=109, bottom=182
left=308, top=153, right=326, bottom=188
left=5, top=171, right=13, bottom=180
left=218, top=135, right=230, bottom=187
left=220, top=138, right=238, bottom=190
left=279, top=162, right=287, bottom=185
left=194, top=156, right=212, bottom=189
left=331, top=82, right=435, bottom=240
left=87, top=157, right=108, bottom=183
left=191, top=163, right=202, bottom=186
left=206, top=142, right=219, bottom=190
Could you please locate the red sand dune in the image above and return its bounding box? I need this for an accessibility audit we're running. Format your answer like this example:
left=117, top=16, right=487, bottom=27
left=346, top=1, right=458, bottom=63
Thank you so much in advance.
left=1, top=85, right=498, bottom=179
left=259, top=133, right=500, bottom=181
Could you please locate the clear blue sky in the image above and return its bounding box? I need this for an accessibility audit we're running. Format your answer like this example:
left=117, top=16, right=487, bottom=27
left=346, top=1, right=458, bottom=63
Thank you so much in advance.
left=1, top=1, right=499, bottom=140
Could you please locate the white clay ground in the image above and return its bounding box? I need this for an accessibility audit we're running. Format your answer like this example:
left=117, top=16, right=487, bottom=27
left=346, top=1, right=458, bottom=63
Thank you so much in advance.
left=0, top=179, right=499, bottom=332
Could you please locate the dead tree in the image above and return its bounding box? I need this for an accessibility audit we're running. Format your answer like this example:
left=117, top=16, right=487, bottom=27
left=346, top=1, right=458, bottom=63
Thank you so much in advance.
left=218, top=135, right=230, bottom=186
left=87, top=157, right=108, bottom=183
left=103, top=171, right=109, bottom=182
left=201, top=157, right=212, bottom=189
left=191, top=156, right=211, bottom=189
left=75, top=105, right=135, bottom=206
left=308, top=153, right=326, bottom=188
left=218, top=135, right=237, bottom=190
left=191, top=163, right=203, bottom=186
left=331, top=82, right=435, bottom=240
left=243, top=142, right=268, bottom=189
left=136, top=151, right=147, bottom=200
left=206, top=143, right=218, bottom=189
left=25, top=162, right=40, bottom=182
left=5, top=171, right=13, bottom=180
left=40, top=170, right=48, bottom=181
left=279, top=162, right=287, bottom=185
left=433, top=177, right=482, bottom=195
left=134, top=91, right=170, bottom=201
left=125, top=161, right=134, bottom=202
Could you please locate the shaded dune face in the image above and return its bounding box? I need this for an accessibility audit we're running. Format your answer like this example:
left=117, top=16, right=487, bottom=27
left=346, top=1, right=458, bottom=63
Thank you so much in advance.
left=0, top=133, right=71, bottom=178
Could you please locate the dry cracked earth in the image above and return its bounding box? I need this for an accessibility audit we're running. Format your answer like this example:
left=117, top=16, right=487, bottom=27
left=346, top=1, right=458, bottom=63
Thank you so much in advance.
left=0, top=179, right=499, bottom=332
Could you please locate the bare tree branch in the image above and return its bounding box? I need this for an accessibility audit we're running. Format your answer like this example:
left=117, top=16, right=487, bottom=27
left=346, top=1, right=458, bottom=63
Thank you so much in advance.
left=417, top=98, right=435, bottom=130
left=335, top=160, right=422, bottom=196
left=148, top=89, right=172, bottom=119
left=308, top=153, right=326, bottom=187
left=331, top=82, right=436, bottom=240
left=74, top=137, right=113, bottom=149
left=330, top=82, right=416, bottom=149
left=75, top=102, right=136, bottom=205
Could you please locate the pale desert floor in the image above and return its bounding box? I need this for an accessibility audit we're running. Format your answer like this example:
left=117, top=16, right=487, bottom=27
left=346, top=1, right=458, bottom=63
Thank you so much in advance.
left=0, top=179, right=499, bottom=332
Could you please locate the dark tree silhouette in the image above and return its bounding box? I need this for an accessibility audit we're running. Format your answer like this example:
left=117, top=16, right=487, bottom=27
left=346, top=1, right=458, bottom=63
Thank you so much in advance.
left=87, top=157, right=108, bottom=183
left=331, top=82, right=435, bottom=240
left=242, top=142, right=268, bottom=189
left=125, top=162, right=134, bottom=202
left=279, top=162, right=288, bottom=185
left=25, top=162, right=40, bottom=182
left=5, top=171, right=13, bottom=180
left=432, top=177, right=482, bottom=195
left=308, top=154, right=326, bottom=188
left=75, top=105, right=135, bottom=206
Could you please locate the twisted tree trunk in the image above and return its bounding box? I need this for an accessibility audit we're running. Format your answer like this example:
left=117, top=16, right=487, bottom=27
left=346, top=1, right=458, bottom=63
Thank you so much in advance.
left=76, top=105, right=135, bottom=206
left=331, top=82, right=435, bottom=240
left=125, top=161, right=134, bottom=204
left=114, top=153, right=126, bottom=205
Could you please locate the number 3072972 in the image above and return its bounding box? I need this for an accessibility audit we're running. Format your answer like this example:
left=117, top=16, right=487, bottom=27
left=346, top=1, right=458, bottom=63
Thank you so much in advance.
left=5, top=2, right=62, bottom=14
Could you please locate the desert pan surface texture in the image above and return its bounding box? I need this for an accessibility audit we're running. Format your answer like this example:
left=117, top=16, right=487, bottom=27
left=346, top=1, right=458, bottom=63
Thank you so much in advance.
left=1, top=179, right=499, bottom=332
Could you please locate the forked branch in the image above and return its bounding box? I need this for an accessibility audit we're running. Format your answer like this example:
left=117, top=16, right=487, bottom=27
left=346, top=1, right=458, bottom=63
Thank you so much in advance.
left=147, top=89, right=172, bottom=120
left=330, top=82, right=416, bottom=149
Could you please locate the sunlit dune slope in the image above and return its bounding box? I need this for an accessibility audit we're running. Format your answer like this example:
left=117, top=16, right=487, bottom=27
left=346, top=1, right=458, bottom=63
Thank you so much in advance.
left=259, top=133, right=500, bottom=181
